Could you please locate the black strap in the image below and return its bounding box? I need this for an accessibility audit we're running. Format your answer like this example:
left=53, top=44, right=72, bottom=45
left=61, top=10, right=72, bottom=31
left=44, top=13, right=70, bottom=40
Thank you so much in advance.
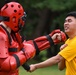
left=9, top=48, right=17, bottom=52
left=46, top=35, right=54, bottom=46
left=0, top=16, right=9, bottom=21
left=33, top=40, right=40, bottom=56
left=22, top=63, right=30, bottom=71
left=21, top=48, right=30, bottom=71
left=13, top=54, right=20, bottom=68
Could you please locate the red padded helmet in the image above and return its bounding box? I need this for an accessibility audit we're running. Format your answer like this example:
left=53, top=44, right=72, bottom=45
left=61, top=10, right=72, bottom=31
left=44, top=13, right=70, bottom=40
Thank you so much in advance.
left=0, top=2, right=26, bottom=32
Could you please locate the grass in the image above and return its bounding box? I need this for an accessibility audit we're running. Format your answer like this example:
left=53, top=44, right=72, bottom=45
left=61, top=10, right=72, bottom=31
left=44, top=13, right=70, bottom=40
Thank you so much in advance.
left=19, top=65, right=65, bottom=75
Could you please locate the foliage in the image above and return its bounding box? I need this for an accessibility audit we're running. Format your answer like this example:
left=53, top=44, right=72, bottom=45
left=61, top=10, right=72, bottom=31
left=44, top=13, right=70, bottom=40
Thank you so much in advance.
left=15, top=0, right=76, bottom=59
left=19, top=0, right=76, bottom=36
left=19, top=0, right=76, bottom=11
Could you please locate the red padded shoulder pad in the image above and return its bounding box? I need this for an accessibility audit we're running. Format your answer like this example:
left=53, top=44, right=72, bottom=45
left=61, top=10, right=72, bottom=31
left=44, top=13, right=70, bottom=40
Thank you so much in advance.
left=0, top=26, right=9, bottom=58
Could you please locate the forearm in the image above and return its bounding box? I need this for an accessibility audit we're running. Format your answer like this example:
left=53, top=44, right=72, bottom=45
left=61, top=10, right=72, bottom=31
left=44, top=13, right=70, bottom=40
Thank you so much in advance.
left=27, top=36, right=54, bottom=51
left=58, top=44, right=67, bottom=71
left=34, top=56, right=60, bottom=69
left=58, top=58, right=65, bottom=70
left=27, top=29, right=66, bottom=52
left=29, top=54, right=63, bottom=72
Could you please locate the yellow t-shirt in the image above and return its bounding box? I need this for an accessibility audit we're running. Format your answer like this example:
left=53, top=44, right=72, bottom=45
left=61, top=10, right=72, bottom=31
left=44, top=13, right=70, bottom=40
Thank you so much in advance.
left=59, top=36, right=76, bottom=75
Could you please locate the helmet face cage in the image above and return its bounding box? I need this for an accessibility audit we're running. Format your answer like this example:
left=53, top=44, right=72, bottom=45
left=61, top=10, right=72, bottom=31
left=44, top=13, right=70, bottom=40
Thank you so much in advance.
left=18, top=12, right=27, bottom=29
left=1, top=2, right=26, bottom=32
left=21, top=12, right=27, bottom=22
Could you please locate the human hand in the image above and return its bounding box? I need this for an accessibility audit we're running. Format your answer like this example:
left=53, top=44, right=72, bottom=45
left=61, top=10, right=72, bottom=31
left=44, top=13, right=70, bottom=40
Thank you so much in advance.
left=29, top=64, right=37, bottom=72
left=51, top=33, right=61, bottom=42
left=49, top=29, right=66, bottom=44
left=60, top=44, right=68, bottom=50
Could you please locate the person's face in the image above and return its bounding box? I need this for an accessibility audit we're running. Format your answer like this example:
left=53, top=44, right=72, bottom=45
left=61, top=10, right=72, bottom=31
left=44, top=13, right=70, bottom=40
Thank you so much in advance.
left=64, top=16, right=76, bottom=35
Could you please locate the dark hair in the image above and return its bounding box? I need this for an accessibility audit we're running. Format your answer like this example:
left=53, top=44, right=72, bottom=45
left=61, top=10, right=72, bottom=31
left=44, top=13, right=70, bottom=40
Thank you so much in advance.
left=66, top=11, right=76, bottom=18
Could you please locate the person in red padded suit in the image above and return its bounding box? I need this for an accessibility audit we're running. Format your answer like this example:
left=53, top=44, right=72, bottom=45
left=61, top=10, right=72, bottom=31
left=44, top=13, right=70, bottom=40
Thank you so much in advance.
left=0, top=1, right=66, bottom=75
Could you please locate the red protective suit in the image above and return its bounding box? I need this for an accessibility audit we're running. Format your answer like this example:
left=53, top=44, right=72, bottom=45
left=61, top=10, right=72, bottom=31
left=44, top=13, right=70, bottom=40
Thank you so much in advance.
left=0, top=25, right=66, bottom=75
left=0, top=1, right=66, bottom=75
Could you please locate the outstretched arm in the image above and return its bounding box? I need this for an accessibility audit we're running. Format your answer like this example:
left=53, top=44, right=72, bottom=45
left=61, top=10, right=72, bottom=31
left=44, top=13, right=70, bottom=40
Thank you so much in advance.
left=15, top=29, right=66, bottom=71
left=27, top=29, right=66, bottom=55
left=29, top=54, right=64, bottom=72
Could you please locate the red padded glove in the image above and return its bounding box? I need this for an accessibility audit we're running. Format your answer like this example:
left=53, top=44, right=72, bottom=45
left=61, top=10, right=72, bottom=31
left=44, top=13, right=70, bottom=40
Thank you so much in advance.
left=49, top=29, right=66, bottom=44
left=49, top=29, right=61, bottom=36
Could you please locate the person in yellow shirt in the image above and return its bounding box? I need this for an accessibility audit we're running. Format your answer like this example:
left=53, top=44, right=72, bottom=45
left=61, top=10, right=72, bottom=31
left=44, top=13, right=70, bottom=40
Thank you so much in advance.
left=29, top=11, right=76, bottom=75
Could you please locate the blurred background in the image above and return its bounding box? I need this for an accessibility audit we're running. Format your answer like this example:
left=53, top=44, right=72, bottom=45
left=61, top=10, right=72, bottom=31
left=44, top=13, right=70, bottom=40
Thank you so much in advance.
left=0, top=0, right=76, bottom=75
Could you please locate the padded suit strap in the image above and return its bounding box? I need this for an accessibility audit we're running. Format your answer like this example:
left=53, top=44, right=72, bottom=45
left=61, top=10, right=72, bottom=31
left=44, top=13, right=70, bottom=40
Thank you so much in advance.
left=0, top=16, right=9, bottom=21
left=33, top=40, right=40, bottom=56
left=46, top=35, right=54, bottom=46
left=0, top=25, right=12, bottom=45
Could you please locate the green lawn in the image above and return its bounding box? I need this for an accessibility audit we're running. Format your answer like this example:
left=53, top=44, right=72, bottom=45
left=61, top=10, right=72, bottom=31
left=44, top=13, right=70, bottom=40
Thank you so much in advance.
left=19, top=65, right=65, bottom=75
